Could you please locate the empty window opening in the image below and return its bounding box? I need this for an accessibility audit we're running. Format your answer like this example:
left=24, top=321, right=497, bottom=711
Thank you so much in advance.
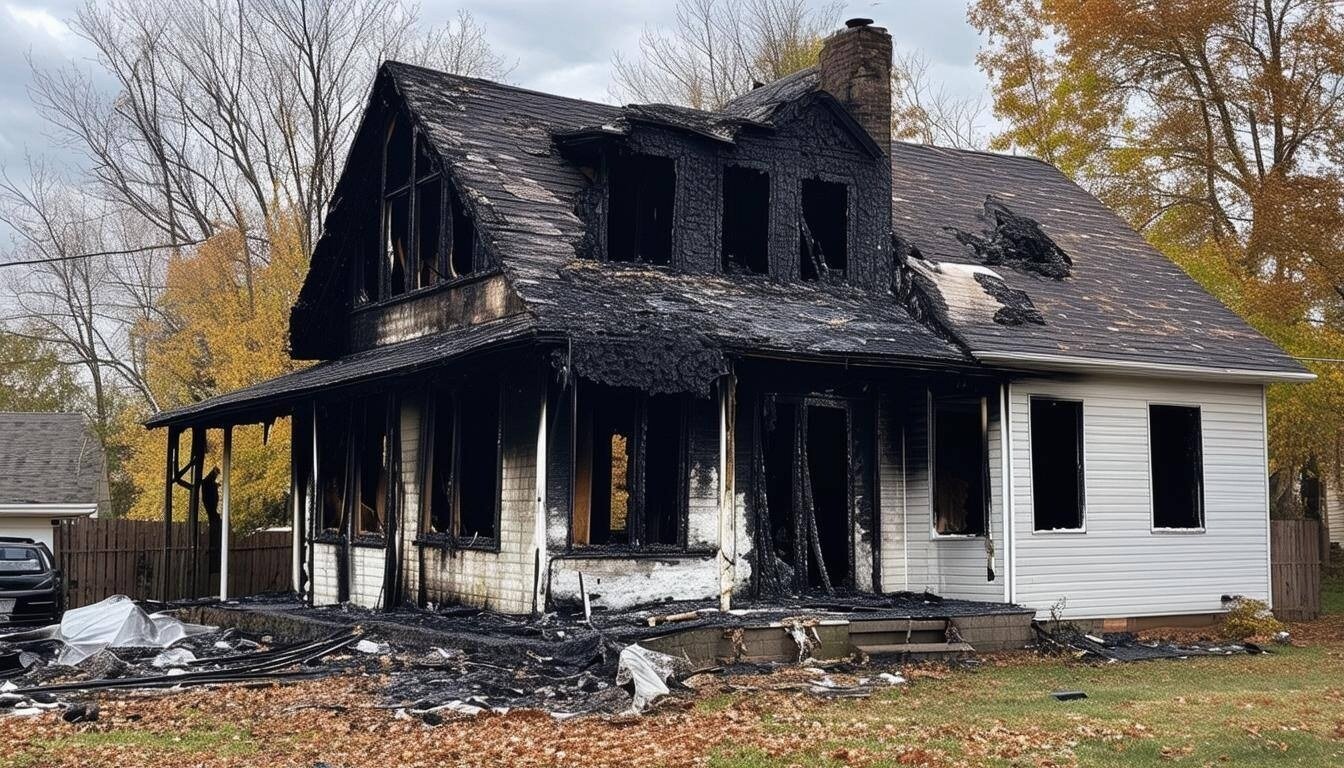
left=572, top=383, right=685, bottom=548
left=799, top=179, right=847, bottom=280
left=722, top=166, right=770, bottom=274
left=356, top=397, right=390, bottom=536
left=932, top=397, right=987, bottom=536
left=760, top=400, right=850, bottom=592
left=1150, top=404, right=1204, bottom=529
left=449, top=183, right=476, bottom=277
left=415, top=177, right=442, bottom=289
left=384, top=191, right=410, bottom=295
left=315, top=402, right=352, bottom=533
left=456, top=385, right=500, bottom=540
left=424, top=391, right=455, bottom=536
left=1030, top=398, right=1085, bottom=531
left=358, top=215, right=381, bottom=303
left=607, top=153, right=675, bottom=265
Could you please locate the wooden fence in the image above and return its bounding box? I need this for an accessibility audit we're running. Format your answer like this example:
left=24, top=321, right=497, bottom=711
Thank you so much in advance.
left=53, top=518, right=291, bottom=609
left=1270, top=519, right=1322, bottom=621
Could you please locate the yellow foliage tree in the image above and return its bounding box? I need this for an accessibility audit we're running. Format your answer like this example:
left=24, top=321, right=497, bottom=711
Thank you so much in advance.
left=970, top=0, right=1344, bottom=514
left=121, top=217, right=308, bottom=532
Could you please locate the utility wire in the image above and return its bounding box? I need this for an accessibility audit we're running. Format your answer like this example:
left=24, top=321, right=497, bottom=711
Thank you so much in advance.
left=0, top=238, right=212, bottom=268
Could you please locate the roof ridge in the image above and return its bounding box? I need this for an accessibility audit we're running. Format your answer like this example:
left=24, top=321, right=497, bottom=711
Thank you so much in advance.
left=891, top=140, right=1057, bottom=169
left=381, top=59, right=619, bottom=112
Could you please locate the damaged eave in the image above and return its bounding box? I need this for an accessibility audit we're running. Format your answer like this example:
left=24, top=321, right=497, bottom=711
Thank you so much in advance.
left=970, top=350, right=1317, bottom=384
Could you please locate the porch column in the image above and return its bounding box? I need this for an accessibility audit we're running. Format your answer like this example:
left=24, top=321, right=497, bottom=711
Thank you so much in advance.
left=718, top=371, right=737, bottom=611
left=220, top=426, right=232, bottom=601
left=291, top=418, right=303, bottom=595
left=161, top=426, right=178, bottom=603
left=533, top=386, right=548, bottom=616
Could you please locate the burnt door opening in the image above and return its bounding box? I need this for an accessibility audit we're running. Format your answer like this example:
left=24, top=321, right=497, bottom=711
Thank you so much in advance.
left=805, top=405, right=849, bottom=589
left=760, top=398, right=852, bottom=593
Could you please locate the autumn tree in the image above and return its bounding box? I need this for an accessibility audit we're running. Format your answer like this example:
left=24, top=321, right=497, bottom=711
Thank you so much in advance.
left=970, top=0, right=1344, bottom=515
left=0, top=329, right=83, bottom=412
left=610, top=0, right=843, bottom=109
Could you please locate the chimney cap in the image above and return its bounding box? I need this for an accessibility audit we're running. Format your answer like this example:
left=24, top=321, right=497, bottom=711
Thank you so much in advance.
left=845, top=17, right=873, bottom=28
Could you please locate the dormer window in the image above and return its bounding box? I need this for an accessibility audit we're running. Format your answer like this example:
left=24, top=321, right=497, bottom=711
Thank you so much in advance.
left=608, top=152, right=674, bottom=265
left=799, top=179, right=848, bottom=280
left=722, top=166, right=770, bottom=275
left=362, top=114, right=478, bottom=304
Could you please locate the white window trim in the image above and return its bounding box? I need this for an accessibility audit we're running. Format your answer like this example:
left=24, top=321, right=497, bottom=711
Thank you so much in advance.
left=1145, top=400, right=1208, bottom=534
left=1026, top=394, right=1087, bottom=534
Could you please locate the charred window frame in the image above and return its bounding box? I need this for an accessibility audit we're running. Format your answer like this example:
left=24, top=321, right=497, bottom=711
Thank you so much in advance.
left=606, top=151, right=675, bottom=265
left=722, top=165, right=770, bottom=274
left=354, top=395, right=393, bottom=539
left=799, top=178, right=848, bottom=280
left=571, top=382, right=687, bottom=550
left=315, top=401, right=353, bottom=535
left=420, top=381, right=502, bottom=547
left=1029, top=397, right=1085, bottom=532
left=362, top=114, right=480, bottom=305
left=1149, top=404, right=1205, bottom=531
left=930, top=394, right=989, bottom=537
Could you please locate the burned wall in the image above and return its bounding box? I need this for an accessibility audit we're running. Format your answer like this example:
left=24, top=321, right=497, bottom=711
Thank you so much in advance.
left=545, top=392, right=727, bottom=611
left=348, top=273, right=525, bottom=352
left=575, top=99, right=891, bottom=290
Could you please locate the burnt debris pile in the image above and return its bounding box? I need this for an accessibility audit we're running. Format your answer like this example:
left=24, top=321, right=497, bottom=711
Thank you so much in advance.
left=974, top=272, right=1045, bottom=326
left=950, top=196, right=1072, bottom=280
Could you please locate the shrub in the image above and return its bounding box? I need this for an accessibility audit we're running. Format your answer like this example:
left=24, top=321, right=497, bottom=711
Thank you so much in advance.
left=1220, top=597, right=1285, bottom=640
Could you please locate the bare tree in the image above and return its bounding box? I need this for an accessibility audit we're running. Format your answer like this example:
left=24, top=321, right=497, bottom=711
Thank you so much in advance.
left=411, top=9, right=516, bottom=81
left=610, top=0, right=842, bottom=110
left=891, top=49, right=987, bottom=150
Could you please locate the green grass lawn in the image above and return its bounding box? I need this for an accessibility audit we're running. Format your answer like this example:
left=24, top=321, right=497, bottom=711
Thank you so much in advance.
left=1324, top=554, right=1344, bottom=615
left=708, top=642, right=1344, bottom=767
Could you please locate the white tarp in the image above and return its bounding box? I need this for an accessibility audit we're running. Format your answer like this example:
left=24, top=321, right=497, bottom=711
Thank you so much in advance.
left=615, top=644, right=682, bottom=714
left=45, top=595, right=213, bottom=666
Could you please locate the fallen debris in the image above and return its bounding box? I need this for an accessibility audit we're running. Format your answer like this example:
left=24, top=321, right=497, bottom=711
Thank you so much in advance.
left=1033, top=623, right=1263, bottom=663
left=615, top=644, right=682, bottom=714
left=1050, top=690, right=1087, bottom=701
left=949, top=195, right=1072, bottom=279
left=0, top=595, right=214, bottom=666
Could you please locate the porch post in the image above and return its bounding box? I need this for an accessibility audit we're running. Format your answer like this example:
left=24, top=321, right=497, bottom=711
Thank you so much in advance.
left=533, top=384, right=548, bottom=616
left=185, top=427, right=204, bottom=598
left=220, top=425, right=232, bottom=601
left=718, top=370, right=737, bottom=611
left=161, top=425, right=178, bottom=603
left=291, top=417, right=303, bottom=596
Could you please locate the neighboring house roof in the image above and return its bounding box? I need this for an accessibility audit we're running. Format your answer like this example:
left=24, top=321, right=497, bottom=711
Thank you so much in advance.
left=887, top=144, right=1309, bottom=378
left=0, top=412, right=103, bottom=507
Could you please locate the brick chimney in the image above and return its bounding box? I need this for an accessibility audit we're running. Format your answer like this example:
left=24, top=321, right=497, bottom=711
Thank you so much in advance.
left=817, top=18, right=892, bottom=156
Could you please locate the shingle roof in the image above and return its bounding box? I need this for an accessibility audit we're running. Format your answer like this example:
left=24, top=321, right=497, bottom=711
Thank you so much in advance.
left=889, top=143, right=1308, bottom=376
left=385, top=62, right=966, bottom=366
left=0, top=412, right=103, bottom=506
left=145, top=316, right=537, bottom=428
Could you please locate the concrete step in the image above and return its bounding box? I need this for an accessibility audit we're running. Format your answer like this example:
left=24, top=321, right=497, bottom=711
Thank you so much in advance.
left=857, top=641, right=975, bottom=659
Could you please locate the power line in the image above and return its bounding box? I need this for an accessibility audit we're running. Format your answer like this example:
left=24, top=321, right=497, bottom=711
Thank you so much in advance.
left=0, top=240, right=209, bottom=270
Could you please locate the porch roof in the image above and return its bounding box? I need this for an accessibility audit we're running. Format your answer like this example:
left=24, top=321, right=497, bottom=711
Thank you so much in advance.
left=144, top=315, right=536, bottom=429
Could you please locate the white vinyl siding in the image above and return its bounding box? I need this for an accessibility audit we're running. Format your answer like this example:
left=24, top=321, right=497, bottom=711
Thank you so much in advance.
left=1009, top=376, right=1269, bottom=620
left=878, top=391, right=1005, bottom=601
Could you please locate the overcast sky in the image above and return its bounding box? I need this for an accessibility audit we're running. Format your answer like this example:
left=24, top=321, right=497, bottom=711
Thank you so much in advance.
left=0, top=0, right=990, bottom=183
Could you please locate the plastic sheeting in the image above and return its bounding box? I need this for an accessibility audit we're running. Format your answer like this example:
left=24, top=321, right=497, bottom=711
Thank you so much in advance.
left=615, top=644, right=680, bottom=714
left=50, top=596, right=214, bottom=666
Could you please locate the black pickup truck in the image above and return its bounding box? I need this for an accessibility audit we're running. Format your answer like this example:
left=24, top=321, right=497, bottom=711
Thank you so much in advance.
left=0, top=537, right=64, bottom=627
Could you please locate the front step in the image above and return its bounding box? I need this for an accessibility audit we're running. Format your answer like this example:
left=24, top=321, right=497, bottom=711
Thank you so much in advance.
left=856, top=641, right=975, bottom=660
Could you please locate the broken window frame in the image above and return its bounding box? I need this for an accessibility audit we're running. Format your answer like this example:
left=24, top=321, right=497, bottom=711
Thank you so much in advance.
left=314, top=401, right=354, bottom=538
left=417, top=380, right=503, bottom=549
left=928, top=392, right=990, bottom=538
left=1028, top=396, right=1086, bottom=534
left=798, top=177, right=849, bottom=281
left=569, top=381, right=689, bottom=551
left=721, top=164, right=771, bottom=275
left=353, top=394, right=394, bottom=540
left=604, top=149, right=676, bottom=266
left=1148, top=403, right=1206, bottom=532
left=358, top=109, right=481, bottom=307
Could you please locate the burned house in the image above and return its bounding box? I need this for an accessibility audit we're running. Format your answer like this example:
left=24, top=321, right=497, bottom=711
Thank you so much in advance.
left=147, top=20, right=1311, bottom=624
